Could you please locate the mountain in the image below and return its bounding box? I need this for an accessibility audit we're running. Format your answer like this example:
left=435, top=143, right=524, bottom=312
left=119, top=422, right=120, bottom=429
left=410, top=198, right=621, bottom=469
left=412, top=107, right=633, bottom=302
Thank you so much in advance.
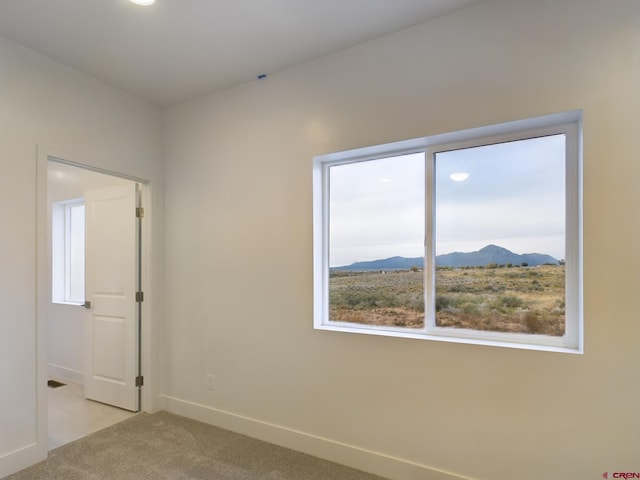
left=332, top=256, right=424, bottom=271
left=331, top=245, right=559, bottom=271
left=435, top=244, right=559, bottom=268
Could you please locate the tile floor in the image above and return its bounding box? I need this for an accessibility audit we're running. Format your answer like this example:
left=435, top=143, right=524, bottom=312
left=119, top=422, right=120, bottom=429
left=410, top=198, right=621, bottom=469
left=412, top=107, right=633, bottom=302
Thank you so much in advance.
left=47, top=379, right=137, bottom=450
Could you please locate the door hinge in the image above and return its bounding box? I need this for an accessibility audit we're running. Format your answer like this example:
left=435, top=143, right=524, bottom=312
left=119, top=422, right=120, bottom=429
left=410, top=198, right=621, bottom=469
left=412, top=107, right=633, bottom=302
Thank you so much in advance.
left=136, top=207, right=144, bottom=218
left=136, top=291, right=144, bottom=302
left=135, top=375, right=144, bottom=387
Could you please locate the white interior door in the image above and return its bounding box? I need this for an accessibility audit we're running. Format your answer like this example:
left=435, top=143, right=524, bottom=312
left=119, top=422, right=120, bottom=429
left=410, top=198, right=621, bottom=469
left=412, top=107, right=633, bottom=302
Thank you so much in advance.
left=84, top=183, right=140, bottom=412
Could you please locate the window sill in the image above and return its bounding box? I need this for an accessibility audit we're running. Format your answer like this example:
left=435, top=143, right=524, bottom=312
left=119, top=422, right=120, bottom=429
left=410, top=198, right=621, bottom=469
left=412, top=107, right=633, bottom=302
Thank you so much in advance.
left=315, top=322, right=583, bottom=354
left=52, top=300, right=84, bottom=307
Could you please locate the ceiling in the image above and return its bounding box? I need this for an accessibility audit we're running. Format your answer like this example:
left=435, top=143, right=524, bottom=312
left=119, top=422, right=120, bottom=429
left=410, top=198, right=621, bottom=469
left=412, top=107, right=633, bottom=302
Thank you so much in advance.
left=0, top=0, right=484, bottom=108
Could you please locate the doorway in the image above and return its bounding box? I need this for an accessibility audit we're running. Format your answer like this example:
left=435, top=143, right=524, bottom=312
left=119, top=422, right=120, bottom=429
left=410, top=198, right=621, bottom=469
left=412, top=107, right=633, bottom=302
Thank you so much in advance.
left=43, top=158, right=146, bottom=450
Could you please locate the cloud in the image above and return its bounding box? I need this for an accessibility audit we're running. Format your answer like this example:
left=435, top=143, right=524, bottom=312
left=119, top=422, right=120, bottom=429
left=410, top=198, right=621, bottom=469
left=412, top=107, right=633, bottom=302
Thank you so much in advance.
left=329, top=135, right=566, bottom=266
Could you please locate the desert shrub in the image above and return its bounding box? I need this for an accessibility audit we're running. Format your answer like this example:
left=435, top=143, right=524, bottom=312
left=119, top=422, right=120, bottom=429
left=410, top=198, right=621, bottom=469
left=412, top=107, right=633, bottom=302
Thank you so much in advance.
left=397, top=293, right=424, bottom=311
left=501, top=295, right=524, bottom=308
left=331, top=291, right=395, bottom=309
left=491, top=295, right=524, bottom=312
left=524, top=311, right=542, bottom=333
left=461, top=302, right=481, bottom=315
left=485, top=284, right=505, bottom=293
left=435, top=295, right=452, bottom=312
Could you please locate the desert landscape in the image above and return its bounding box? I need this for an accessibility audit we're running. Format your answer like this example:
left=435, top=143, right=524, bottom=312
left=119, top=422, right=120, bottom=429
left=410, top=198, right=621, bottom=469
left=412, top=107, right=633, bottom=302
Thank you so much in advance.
left=329, top=263, right=565, bottom=336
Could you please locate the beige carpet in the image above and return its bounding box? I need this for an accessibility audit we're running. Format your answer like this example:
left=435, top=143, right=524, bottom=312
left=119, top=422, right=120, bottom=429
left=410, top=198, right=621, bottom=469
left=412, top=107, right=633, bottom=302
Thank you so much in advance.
left=3, top=411, right=388, bottom=480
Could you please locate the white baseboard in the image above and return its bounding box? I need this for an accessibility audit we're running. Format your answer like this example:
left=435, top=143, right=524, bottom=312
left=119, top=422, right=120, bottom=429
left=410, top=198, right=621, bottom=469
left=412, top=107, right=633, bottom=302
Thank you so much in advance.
left=47, top=364, right=83, bottom=385
left=0, top=442, right=47, bottom=479
left=161, top=395, right=472, bottom=480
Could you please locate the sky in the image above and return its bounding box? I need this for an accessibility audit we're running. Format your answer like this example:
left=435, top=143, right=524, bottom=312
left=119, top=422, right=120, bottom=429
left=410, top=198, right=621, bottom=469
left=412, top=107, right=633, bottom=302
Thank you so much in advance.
left=329, top=134, right=566, bottom=267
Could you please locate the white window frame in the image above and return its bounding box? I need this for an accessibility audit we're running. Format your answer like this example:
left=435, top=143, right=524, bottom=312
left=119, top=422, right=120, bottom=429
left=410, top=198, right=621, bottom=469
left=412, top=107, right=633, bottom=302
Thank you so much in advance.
left=313, top=111, right=583, bottom=353
left=52, top=198, right=85, bottom=305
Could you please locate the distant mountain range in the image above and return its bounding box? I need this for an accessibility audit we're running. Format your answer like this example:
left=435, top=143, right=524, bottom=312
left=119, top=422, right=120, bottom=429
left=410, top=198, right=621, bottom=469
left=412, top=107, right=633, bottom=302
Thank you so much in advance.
left=332, top=244, right=559, bottom=271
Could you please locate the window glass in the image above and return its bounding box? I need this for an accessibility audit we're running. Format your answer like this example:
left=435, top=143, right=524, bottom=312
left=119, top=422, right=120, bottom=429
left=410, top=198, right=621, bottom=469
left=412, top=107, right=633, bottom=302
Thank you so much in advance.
left=328, top=153, right=425, bottom=329
left=52, top=199, right=85, bottom=304
left=432, top=135, right=566, bottom=336
left=67, top=203, right=85, bottom=303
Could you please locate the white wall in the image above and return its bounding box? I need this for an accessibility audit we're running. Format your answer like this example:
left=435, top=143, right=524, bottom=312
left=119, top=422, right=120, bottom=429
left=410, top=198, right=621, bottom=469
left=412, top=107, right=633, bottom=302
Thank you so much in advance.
left=46, top=164, right=132, bottom=385
left=0, top=35, right=162, bottom=477
left=162, top=1, right=639, bottom=479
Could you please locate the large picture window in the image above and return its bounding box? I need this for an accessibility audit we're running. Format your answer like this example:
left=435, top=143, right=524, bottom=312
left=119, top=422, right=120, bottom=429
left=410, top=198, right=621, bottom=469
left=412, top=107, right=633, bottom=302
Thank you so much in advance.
left=313, top=112, right=582, bottom=352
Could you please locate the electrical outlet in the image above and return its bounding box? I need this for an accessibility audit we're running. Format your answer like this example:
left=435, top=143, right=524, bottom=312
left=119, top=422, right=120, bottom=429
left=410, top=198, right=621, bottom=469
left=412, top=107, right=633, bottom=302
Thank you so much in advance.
left=206, top=374, right=216, bottom=391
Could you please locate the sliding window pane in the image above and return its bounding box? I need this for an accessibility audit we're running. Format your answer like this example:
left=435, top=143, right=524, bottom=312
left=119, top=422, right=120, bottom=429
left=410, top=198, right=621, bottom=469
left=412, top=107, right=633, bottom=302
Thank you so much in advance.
left=329, top=153, right=425, bottom=328
left=433, top=135, right=566, bottom=335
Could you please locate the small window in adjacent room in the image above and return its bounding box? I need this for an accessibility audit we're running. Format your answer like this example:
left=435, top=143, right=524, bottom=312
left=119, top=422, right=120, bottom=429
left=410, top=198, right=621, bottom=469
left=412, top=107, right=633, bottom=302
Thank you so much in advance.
left=52, top=199, right=85, bottom=304
left=313, top=111, right=582, bottom=353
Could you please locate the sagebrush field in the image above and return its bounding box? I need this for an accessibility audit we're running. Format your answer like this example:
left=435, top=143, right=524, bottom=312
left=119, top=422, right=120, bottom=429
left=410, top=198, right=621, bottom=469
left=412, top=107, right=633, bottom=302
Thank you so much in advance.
left=329, top=264, right=565, bottom=336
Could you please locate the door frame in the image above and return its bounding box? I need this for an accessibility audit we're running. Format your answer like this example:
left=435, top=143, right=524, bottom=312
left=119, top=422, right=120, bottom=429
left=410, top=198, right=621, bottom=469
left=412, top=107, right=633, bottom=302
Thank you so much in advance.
left=36, top=148, right=156, bottom=454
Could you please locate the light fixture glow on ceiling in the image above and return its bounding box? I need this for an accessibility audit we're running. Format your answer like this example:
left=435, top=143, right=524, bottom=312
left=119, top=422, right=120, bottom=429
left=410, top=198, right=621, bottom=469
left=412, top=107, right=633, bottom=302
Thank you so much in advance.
left=129, top=0, right=155, bottom=6
left=450, top=172, right=470, bottom=182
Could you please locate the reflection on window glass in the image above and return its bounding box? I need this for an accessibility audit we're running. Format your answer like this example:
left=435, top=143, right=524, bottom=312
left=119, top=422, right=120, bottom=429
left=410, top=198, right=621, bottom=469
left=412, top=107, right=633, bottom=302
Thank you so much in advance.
left=328, top=153, right=425, bottom=329
left=433, top=135, right=566, bottom=336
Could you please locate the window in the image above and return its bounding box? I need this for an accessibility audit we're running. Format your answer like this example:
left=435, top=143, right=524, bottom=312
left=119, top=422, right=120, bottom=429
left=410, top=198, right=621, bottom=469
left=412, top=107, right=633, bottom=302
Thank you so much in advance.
left=313, top=111, right=582, bottom=352
left=52, top=199, right=85, bottom=304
